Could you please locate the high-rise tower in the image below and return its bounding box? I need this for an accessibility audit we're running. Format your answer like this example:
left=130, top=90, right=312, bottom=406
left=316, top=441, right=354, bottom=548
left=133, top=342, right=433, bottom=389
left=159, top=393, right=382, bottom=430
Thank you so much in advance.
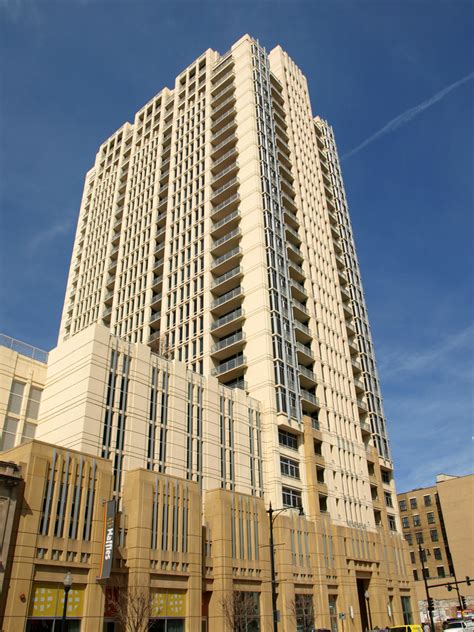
left=1, top=35, right=416, bottom=632
left=59, top=35, right=395, bottom=528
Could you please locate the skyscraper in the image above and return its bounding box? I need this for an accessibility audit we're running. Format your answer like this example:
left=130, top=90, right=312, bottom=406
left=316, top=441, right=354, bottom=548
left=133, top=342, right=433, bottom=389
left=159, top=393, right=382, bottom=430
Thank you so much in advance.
left=59, top=34, right=394, bottom=528
left=0, top=35, right=415, bottom=631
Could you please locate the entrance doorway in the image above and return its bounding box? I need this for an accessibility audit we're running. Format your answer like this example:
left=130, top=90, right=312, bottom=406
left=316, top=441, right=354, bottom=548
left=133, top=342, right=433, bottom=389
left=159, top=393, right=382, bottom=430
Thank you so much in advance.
left=357, top=578, right=371, bottom=631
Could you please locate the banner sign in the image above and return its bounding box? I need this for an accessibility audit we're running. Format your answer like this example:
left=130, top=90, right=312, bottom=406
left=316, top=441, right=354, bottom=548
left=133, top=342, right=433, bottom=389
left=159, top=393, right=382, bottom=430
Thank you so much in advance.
left=99, top=499, right=116, bottom=580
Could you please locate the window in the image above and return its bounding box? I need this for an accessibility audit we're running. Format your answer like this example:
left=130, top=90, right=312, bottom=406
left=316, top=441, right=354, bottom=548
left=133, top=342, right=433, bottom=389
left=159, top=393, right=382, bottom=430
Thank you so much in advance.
left=413, top=569, right=419, bottom=581
left=433, top=548, right=442, bottom=560
left=410, top=551, right=416, bottom=564
left=282, top=486, right=302, bottom=508
left=278, top=429, right=298, bottom=450
left=405, top=533, right=413, bottom=545
left=319, top=494, right=328, bottom=513
left=437, top=566, right=445, bottom=578
left=413, top=515, right=421, bottom=527
left=401, top=596, right=413, bottom=625
left=7, top=380, right=25, bottom=415
left=280, top=456, right=300, bottom=479
left=423, top=568, right=430, bottom=579
left=427, top=512, right=435, bottom=524
left=399, top=499, right=407, bottom=512
left=388, top=515, right=397, bottom=531
left=381, top=470, right=391, bottom=484
left=384, top=492, right=393, bottom=507
left=410, top=497, right=418, bottom=510
left=0, top=418, right=18, bottom=450
left=415, top=532, right=424, bottom=544
left=26, top=386, right=42, bottom=419
left=402, top=517, right=409, bottom=529
left=21, top=421, right=36, bottom=443
left=424, top=494, right=432, bottom=506
left=295, top=594, right=314, bottom=631
left=430, top=529, right=439, bottom=542
left=314, top=440, right=322, bottom=456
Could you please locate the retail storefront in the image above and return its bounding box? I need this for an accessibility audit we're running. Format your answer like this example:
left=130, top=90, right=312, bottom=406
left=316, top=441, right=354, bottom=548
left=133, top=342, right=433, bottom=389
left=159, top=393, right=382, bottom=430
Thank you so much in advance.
left=26, top=583, right=85, bottom=631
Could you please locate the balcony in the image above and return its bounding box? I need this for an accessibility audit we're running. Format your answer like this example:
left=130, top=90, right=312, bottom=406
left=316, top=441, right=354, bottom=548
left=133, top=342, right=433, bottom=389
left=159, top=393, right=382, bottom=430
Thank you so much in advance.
left=211, top=286, right=243, bottom=315
left=211, top=265, right=243, bottom=293
left=211, top=228, right=242, bottom=256
left=211, top=119, right=237, bottom=145
left=211, top=307, right=245, bottom=337
left=278, top=147, right=292, bottom=169
left=354, top=378, right=365, bottom=393
left=211, top=133, right=237, bottom=160
left=153, top=257, right=164, bottom=273
left=283, top=207, right=299, bottom=230
left=279, top=162, right=293, bottom=183
left=210, top=193, right=240, bottom=221
left=288, top=260, right=305, bottom=282
left=348, top=336, right=359, bottom=355
left=211, top=354, right=247, bottom=379
left=150, top=293, right=162, bottom=306
left=340, top=285, right=351, bottom=302
left=211, top=92, right=237, bottom=119
left=211, top=107, right=237, bottom=132
left=103, top=306, right=112, bottom=318
left=360, top=420, right=372, bottom=435
left=296, top=342, right=314, bottom=364
left=211, top=247, right=242, bottom=275
left=108, top=260, right=118, bottom=275
left=357, top=398, right=368, bottom=413
left=294, top=320, right=312, bottom=343
left=211, top=210, right=240, bottom=238
left=154, top=242, right=166, bottom=256
left=292, top=298, right=310, bottom=321
left=345, top=319, right=356, bottom=336
left=351, top=358, right=362, bottom=374
left=287, top=241, right=303, bottom=263
left=285, top=225, right=301, bottom=245
left=298, top=365, right=317, bottom=387
left=211, top=71, right=235, bottom=98
left=152, top=274, right=163, bottom=290
left=211, top=331, right=246, bottom=360
left=211, top=162, right=239, bottom=187
left=211, top=146, right=239, bottom=172
left=290, top=279, right=308, bottom=301
left=104, top=290, right=114, bottom=305
left=149, top=312, right=160, bottom=329
left=210, top=177, right=239, bottom=204
left=301, top=389, right=319, bottom=410
left=156, top=226, right=166, bottom=242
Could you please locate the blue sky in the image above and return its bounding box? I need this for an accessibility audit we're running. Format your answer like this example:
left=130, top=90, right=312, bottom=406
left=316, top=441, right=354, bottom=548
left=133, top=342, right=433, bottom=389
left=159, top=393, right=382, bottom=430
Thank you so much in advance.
left=0, top=0, right=472, bottom=491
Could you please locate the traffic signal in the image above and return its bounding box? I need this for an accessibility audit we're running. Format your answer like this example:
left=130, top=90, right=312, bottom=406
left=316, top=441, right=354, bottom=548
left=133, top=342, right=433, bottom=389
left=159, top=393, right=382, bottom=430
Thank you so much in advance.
left=461, top=596, right=467, bottom=610
left=467, top=576, right=471, bottom=586
left=428, top=597, right=435, bottom=612
left=447, top=585, right=453, bottom=592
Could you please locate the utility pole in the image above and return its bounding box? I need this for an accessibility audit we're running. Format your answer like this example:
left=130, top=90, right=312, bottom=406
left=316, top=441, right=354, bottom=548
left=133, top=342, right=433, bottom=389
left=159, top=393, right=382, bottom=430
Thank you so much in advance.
left=419, top=544, right=435, bottom=632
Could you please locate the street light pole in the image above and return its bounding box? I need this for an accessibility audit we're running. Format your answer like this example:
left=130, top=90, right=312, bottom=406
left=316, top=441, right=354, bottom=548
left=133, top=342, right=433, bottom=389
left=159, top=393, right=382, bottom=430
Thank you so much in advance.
left=61, top=571, right=73, bottom=632
left=268, top=502, right=278, bottom=632
left=418, top=545, right=435, bottom=632
left=267, top=502, right=304, bottom=632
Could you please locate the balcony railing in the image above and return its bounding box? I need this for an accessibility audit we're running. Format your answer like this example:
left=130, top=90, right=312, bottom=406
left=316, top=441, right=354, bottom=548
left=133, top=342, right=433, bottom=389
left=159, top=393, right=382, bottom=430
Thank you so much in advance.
left=212, top=210, right=240, bottom=232
left=299, top=366, right=317, bottom=382
left=212, top=146, right=238, bottom=169
left=296, top=342, right=314, bottom=359
left=211, top=178, right=239, bottom=200
left=212, top=265, right=243, bottom=289
left=211, top=193, right=240, bottom=216
left=211, top=307, right=244, bottom=331
left=301, top=389, right=318, bottom=406
left=212, top=162, right=239, bottom=183
left=212, top=228, right=241, bottom=250
left=211, top=354, right=246, bottom=376
left=211, top=247, right=242, bottom=270
left=211, top=331, right=245, bottom=353
left=212, top=286, right=243, bottom=309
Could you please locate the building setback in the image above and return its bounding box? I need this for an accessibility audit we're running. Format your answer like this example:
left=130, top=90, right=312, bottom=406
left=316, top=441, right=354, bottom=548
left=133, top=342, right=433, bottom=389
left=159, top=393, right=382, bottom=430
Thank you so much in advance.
left=0, top=35, right=416, bottom=631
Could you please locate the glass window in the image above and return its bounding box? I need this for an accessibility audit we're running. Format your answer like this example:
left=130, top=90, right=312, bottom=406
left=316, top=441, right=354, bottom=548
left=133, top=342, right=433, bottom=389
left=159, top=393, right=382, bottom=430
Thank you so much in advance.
left=430, top=529, right=439, bottom=542
left=21, top=422, right=37, bottom=442
left=295, top=594, right=314, bottom=631
left=413, top=515, right=421, bottom=526
left=437, top=566, right=445, bottom=578
left=26, top=386, right=43, bottom=419
left=399, top=499, right=407, bottom=512
left=401, top=596, right=413, bottom=625
left=402, top=517, right=409, bottom=529
left=410, top=497, right=417, bottom=510
left=0, top=417, right=18, bottom=450
left=424, top=494, right=432, bottom=506
left=427, top=512, right=435, bottom=524
left=282, top=486, right=302, bottom=508
left=280, top=456, right=300, bottom=479
left=410, top=551, right=416, bottom=563
left=415, top=532, right=424, bottom=544
left=278, top=429, right=297, bottom=450
left=388, top=515, right=397, bottom=531
left=413, top=569, right=418, bottom=581
left=423, top=568, right=430, bottom=579
left=405, top=533, right=413, bottom=545
left=384, top=492, right=393, bottom=507
left=7, top=380, right=25, bottom=415
left=434, top=548, right=442, bottom=560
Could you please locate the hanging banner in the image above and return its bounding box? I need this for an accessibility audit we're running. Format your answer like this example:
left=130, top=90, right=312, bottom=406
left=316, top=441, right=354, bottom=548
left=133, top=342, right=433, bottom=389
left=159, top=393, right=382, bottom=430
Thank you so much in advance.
left=99, top=499, right=116, bottom=580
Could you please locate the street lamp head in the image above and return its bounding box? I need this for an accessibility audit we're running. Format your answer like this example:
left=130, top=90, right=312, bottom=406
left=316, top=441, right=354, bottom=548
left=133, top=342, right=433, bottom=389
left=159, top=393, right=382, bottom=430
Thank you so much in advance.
left=63, top=571, right=73, bottom=590
left=364, top=590, right=370, bottom=599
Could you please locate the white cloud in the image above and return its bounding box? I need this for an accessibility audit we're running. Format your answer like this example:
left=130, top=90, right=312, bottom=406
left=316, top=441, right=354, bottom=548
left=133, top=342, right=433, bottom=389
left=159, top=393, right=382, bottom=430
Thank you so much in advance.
left=29, top=217, right=73, bottom=251
left=342, top=71, right=474, bottom=161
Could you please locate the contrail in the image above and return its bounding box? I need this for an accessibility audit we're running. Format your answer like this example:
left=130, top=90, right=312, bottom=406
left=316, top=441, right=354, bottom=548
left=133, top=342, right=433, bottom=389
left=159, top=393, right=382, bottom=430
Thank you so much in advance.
left=342, top=71, right=474, bottom=161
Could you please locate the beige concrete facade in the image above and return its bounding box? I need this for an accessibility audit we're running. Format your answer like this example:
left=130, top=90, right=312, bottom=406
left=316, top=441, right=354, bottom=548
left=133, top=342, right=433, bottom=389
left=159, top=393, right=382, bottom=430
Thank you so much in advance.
left=0, top=440, right=414, bottom=631
left=0, top=334, right=48, bottom=451
left=0, top=35, right=417, bottom=631
left=398, top=474, right=474, bottom=624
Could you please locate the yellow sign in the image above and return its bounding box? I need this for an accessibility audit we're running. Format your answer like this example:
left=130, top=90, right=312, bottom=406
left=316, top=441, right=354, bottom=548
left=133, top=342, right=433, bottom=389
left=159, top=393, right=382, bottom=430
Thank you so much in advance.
left=151, top=590, right=186, bottom=617
left=29, top=583, right=85, bottom=618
